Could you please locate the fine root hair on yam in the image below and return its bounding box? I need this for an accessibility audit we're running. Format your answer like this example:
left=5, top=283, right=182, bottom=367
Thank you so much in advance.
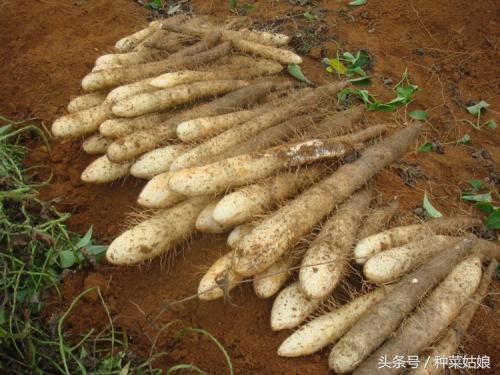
left=307, top=105, right=365, bottom=138
left=106, top=80, right=285, bottom=162
left=99, top=111, right=172, bottom=139
left=81, top=155, right=132, bottom=184
left=355, top=256, right=483, bottom=375
left=270, top=281, right=325, bottom=331
left=277, top=287, right=388, bottom=357
left=195, top=201, right=235, bottom=234
left=137, top=171, right=186, bottom=209
left=112, top=79, right=249, bottom=118
left=198, top=251, right=244, bottom=301
left=213, top=168, right=322, bottom=227
left=363, top=235, right=460, bottom=284
left=299, top=189, right=371, bottom=299
left=130, top=144, right=188, bottom=179
left=232, top=122, right=421, bottom=277
left=328, top=238, right=475, bottom=374
left=52, top=103, right=113, bottom=138
left=409, top=259, right=497, bottom=375
left=82, top=42, right=231, bottom=92
left=67, top=92, right=108, bottom=113
left=82, top=133, right=112, bottom=155
left=106, top=196, right=209, bottom=265
left=354, top=216, right=482, bottom=264
left=357, top=200, right=399, bottom=240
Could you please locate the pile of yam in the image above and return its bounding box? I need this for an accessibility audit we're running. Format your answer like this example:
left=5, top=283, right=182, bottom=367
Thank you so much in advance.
left=52, top=15, right=499, bottom=373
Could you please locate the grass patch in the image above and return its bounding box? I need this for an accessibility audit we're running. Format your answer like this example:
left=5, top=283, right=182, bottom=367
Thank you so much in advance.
left=0, top=117, right=232, bottom=374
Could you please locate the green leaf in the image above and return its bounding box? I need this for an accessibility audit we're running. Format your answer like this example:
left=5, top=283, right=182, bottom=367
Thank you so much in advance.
left=348, top=0, right=367, bottom=6
left=287, top=64, right=312, bottom=84
left=409, top=110, right=428, bottom=120
left=485, top=210, right=500, bottom=230
left=458, top=133, right=471, bottom=145
left=417, top=142, right=433, bottom=153
left=303, top=11, right=317, bottom=20
left=87, top=245, right=108, bottom=261
left=59, top=250, right=78, bottom=268
left=462, top=192, right=492, bottom=203
left=423, top=192, right=443, bottom=218
left=466, top=100, right=489, bottom=116
left=325, top=58, right=348, bottom=75
left=474, top=202, right=498, bottom=214
left=228, top=0, right=237, bottom=9
left=0, top=308, right=5, bottom=325
left=76, top=226, right=93, bottom=249
left=485, top=119, right=497, bottom=129
left=466, top=178, right=484, bottom=191
left=348, top=75, right=372, bottom=86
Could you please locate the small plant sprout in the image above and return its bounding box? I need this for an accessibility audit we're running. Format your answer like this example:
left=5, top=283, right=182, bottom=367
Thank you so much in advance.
left=461, top=100, right=494, bottom=130
left=338, top=69, right=419, bottom=110
left=323, top=50, right=371, bottom=85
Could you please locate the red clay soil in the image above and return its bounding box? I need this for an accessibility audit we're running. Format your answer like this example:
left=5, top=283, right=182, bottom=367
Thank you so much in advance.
left=1, top=0, right=499, bottom=373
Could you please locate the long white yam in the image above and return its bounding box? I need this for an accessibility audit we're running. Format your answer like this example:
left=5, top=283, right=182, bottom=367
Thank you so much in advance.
left=363, top=235, right=459, bottom=283
left=357, top=201, right=399, bottom=240
left=137, top=171, right=186, bottom=209
left=328, top=239, right=474, bottom=374
left=410, top=260, right=497, bottom=375
left=355, top=257, right=482, bottom=375
left=354, top=216, right=482, bottom=264
left=169, top=83, right=346, bottom=170
left=82, top=42, right=231, bottom=91
left=112, top=79, right=249, bottom=117
left=106, top=81, right=284, bottom=162
left=169, top=139, right=353, bottom=195
left=231, top=38, right=302, bottom=64
left=142, top=30, right=189, bottom=51
left=196, top=201, right=234, bottom=234
left=213, top=169, right=321, bottom=226
left=278, top=288, right=388, bottom=357
left=232, top=123, right=421, bottom=277
left=67, top=92, right=107, bottom=113
left=81, top=155, right=132, bottom=184
left=52, top=103, right=112, bottom=138
left=198, top=251, right=243, bottom=301
left=253, top=253, right=299, bottom=298
left=114, top=22, right=161, bottom=52
left=151, top=59, right=283, bottom=90
left=99, top=112, right=172, bottom=139
left=106, top=196, right=209, bottom=265
left=150, top=71, right=219, bottom=89
left=176, top=93, right=286, bottom=142
left=299, top=190, right=371, bottom=299
left=95, top=48, right=170, bottom=68
left=105, top=78, right=158, bottom=104
left=130, top=144, right=188, bottom=179
left=271, top=282, right=324, bottom=331
left=82, top=133, right=112, bottom=155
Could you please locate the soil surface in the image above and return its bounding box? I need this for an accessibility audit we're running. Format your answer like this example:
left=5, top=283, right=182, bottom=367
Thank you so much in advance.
left=1, top=0, right=499, bottom=373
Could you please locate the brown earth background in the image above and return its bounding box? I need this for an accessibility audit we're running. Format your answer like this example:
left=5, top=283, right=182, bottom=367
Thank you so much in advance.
left=0, top=0, right=499, bottom=373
